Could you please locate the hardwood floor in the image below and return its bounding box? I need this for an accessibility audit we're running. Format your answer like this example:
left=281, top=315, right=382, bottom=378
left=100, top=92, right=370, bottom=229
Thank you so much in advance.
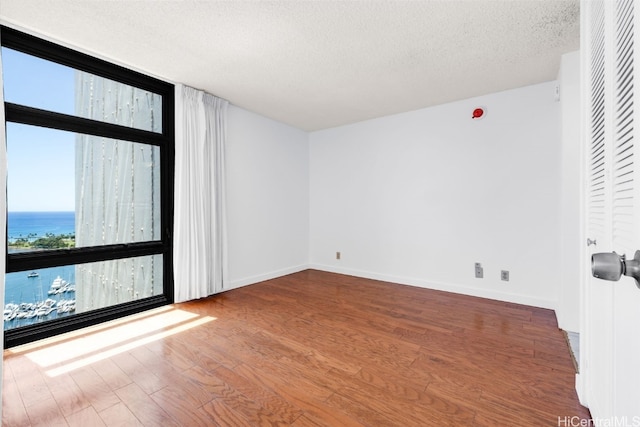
left=3, top=269, right=590, bottom=426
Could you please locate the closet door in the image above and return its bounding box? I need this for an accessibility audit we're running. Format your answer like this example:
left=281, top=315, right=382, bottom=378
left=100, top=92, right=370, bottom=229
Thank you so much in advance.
left=610, top=0, right=640, bottom=417
left=584, top=0, right=614, bottom=417
left=583, top=0, right=640, bottom=419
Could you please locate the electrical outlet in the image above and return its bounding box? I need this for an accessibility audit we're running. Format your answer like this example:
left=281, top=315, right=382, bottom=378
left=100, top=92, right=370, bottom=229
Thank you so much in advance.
left=501, top=270, right=509, bottom=281
left=336, top=252, right=341, bottom=260
left=475, top=262, right=483, bottom=278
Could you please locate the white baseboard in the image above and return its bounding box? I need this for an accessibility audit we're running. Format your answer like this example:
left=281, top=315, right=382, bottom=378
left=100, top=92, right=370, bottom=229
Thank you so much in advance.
left=225, top=263, right=557, bottom=310
left=308, top=263, right=557, bottom=310
left=575, top=373, right=588, bottom=408
left=225, top=264, right=310, bottom=291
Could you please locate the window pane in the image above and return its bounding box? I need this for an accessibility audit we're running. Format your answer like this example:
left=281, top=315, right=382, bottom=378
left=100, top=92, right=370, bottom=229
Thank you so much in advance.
left=1, top=47, right=162, bottom=133
left=7, top=123, right=161, bottom=252
left=4, top=255, right=163, bottom=330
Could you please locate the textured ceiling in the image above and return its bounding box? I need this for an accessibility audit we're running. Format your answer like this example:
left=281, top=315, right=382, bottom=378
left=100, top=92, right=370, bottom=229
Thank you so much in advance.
left=0, top=0, right=579, bottom=131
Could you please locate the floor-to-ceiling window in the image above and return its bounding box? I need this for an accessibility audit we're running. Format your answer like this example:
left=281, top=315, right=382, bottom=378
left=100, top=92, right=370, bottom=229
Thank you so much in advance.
left=1, top=26, right=174, bottom=347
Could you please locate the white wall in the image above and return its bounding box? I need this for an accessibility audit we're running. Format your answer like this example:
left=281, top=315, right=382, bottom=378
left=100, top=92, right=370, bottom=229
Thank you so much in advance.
left=309, top=81, right=562, bottom=309
left=558, top=50, right=581, bottom=332
left=225, top=105, right=309, bottom=289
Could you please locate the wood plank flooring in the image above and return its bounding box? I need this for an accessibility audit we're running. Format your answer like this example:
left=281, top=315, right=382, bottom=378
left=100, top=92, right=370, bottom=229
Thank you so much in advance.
left=3, top=269, right=590, bottom=426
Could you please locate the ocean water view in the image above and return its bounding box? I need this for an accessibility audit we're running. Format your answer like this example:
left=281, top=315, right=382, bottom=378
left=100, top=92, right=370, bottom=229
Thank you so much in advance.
left=4, top=211, right=76, bottom=330
left=8, top=211, right=75, bottom=241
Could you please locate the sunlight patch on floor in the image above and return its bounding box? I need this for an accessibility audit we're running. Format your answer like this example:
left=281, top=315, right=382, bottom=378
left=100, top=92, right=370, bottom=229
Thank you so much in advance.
left=8, top=306, right=174, bottom=355
left=44, top=315, right=215, bottom=377
left=5, top=306, right=216, bottom=377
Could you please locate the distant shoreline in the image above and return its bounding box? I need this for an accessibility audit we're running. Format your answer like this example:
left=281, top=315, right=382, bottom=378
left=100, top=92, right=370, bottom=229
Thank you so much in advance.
left=8, top=233, right=75, bottom=251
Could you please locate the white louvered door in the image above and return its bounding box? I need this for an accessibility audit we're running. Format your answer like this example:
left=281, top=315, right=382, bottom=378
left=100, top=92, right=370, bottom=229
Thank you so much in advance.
left=583, top=0, right=640, bottom=419
left=610, top=1, right=640, bottom=417
left=584, top=0, right=613, bottom=418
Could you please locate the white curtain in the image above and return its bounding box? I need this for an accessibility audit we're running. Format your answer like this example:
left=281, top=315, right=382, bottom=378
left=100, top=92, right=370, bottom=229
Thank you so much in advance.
left=174, top=84, right=228, bottom=302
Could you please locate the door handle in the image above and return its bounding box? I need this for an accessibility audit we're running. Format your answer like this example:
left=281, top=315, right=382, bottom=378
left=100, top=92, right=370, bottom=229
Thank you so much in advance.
left=592, top=250, right=640, bottom=290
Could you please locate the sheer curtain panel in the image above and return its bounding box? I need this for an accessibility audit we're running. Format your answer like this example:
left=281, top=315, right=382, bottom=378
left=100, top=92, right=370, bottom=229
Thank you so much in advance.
left=174, top=84, right=228, bottom=302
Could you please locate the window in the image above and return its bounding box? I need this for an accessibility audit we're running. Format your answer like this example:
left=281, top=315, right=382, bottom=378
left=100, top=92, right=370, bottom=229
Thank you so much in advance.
left=1, top=26, right=174, bottom=347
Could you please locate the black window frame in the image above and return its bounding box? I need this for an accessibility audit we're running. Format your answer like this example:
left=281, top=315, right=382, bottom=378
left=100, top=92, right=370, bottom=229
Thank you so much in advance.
left=1, top=26, right=175, bottom=347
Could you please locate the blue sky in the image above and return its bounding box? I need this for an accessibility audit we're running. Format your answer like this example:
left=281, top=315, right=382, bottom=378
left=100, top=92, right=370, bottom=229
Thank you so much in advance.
left=2, top=47, right=76, bottom=212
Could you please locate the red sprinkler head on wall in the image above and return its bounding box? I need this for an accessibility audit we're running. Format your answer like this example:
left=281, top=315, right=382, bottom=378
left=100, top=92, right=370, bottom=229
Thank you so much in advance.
left=472, top=108, right=484, bottom=119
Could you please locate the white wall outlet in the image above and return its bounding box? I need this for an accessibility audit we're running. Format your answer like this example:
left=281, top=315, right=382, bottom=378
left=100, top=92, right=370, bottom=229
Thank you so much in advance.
left=475, top=262, right=483, bottom=278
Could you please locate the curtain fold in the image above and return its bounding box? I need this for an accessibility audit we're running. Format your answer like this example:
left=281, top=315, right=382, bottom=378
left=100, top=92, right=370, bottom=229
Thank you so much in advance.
left=174, top=84, right=228, bottom=303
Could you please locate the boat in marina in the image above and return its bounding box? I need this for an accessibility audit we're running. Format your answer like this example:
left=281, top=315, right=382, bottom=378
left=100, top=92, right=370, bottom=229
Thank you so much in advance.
left=48, top=276, right=66, bottom=294
left=4, top=297, right=76, bottom=322
left=47, top=277, right=75, bottom=295
left=56, top=299, right=76, bottom=314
